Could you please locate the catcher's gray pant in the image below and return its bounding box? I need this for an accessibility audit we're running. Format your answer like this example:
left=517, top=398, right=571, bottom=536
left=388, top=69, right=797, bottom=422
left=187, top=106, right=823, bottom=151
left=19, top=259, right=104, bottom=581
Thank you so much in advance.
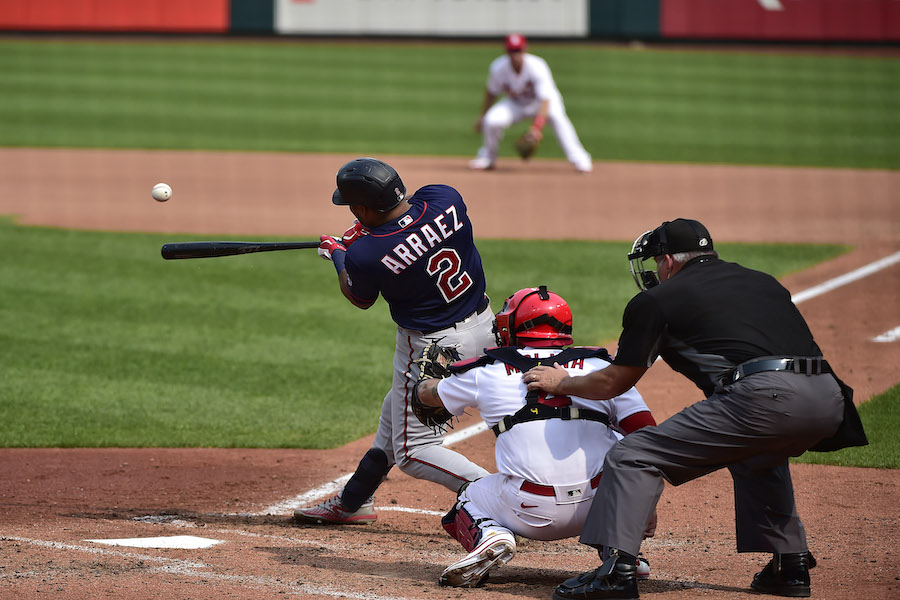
left=370, top=301, right=495, bottom=492
left=475, top=96, right=591, bottom=169
left=579, top=371, right=844, bottom=557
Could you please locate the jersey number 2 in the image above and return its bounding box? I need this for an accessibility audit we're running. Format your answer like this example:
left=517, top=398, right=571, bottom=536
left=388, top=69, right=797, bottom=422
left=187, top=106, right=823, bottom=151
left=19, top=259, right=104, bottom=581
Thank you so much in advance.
left=426, top=248, right=473, bottom=303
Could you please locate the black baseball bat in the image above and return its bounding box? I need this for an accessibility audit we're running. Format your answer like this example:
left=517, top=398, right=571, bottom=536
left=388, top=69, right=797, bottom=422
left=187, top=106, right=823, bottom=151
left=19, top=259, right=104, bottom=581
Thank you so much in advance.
left=161, top=241, right=320, bottom=260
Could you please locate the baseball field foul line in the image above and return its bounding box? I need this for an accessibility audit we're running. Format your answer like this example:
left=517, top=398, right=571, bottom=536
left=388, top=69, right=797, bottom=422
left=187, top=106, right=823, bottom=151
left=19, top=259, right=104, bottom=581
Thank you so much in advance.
left=261, top=422, right=488, bottom=515
left=790, top=250, right=900, bottom=304
left=262, top=251, right=900, bottom=517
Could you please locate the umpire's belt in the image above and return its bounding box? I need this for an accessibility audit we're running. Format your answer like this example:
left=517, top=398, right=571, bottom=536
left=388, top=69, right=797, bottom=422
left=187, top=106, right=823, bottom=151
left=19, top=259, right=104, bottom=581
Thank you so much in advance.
left=521, top=473, right=602, bottom=497
left=722, top=356, right=831, bottom=385
left=422, top=295, right=490, bottom=335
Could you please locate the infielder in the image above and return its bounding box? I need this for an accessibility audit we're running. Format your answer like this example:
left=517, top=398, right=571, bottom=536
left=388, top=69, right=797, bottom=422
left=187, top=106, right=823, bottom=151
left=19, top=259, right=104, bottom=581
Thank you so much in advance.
left=294, top=157, right=495, bottom=524
left=414, top=286, right=656, bottom=588
left=469, top=33, right=593, bottom=173
left=526, top=219, right=865, bottom=599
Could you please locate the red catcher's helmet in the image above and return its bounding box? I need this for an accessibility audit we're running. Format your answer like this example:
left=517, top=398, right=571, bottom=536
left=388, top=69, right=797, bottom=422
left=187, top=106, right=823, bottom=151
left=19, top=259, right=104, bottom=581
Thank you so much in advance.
left=505, top=33, right=527, bottom=52
left=495, top=286, right=573, bottom=348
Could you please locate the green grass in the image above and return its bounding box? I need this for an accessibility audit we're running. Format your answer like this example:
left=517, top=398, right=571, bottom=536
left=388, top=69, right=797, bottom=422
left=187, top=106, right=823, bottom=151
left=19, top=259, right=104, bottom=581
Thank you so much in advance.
left=0, top=219, right=847, bottom=448
left=0, top=39, right=897, bottom=168
left=796, top=385, right=899, bottom=469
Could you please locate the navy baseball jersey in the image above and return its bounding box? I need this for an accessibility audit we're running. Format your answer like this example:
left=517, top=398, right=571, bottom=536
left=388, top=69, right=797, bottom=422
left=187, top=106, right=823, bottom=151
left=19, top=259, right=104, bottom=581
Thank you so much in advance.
left=344, top=185, right=487, bottom=331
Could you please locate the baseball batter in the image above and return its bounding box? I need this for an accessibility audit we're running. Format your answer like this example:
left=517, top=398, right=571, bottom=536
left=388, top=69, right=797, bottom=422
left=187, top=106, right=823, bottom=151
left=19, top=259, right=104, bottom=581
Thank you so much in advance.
left=414, top=287, right=656, bottom=588
left=294, top=157, right=495, bottom=524
left=470, top=33, right=593, bottom=173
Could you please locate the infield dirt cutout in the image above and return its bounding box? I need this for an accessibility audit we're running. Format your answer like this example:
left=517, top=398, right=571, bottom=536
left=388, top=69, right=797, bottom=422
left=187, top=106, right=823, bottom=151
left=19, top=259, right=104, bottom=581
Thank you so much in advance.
left=1, top=149, right=898, bottom=600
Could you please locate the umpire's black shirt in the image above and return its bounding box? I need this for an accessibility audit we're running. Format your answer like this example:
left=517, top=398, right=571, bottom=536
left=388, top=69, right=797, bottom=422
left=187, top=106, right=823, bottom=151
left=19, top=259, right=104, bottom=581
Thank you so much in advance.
left=613, top=256, right=822, bottom=396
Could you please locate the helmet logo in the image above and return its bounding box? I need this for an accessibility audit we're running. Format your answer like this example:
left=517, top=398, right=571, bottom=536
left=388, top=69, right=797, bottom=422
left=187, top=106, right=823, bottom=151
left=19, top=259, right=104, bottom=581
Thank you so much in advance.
left=699, top=238, right=709, bottom=247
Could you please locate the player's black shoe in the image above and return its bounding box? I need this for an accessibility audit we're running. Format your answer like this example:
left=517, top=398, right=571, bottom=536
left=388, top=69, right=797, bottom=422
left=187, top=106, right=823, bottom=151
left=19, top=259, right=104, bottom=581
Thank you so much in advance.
left=750, top=551, right=816, bottom=598
left=553, top=549, right=639, bottom=600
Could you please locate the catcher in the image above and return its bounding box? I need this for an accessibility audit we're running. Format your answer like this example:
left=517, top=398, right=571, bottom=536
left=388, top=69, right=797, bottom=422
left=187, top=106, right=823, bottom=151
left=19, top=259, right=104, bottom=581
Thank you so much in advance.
left=412, top=286, right=657, bottom=588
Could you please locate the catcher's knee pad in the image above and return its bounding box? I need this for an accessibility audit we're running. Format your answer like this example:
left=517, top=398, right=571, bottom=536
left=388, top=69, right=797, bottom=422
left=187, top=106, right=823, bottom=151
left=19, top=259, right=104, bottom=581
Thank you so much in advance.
left=442, top=503, right=482, bottom=552
left=342, top=448, right=390, bottom=512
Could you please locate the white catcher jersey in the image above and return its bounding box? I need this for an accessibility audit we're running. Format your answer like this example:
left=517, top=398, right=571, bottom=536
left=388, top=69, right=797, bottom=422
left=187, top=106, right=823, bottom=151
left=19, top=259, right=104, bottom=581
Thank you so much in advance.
left=437, top=347, right=649, bottom=487
left=486, top=53, right=562, bottom=107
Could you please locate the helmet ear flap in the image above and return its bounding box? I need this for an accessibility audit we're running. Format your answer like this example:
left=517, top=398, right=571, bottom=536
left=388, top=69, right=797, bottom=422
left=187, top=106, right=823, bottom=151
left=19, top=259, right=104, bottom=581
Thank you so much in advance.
left=494, top=292, right=519, bottom=346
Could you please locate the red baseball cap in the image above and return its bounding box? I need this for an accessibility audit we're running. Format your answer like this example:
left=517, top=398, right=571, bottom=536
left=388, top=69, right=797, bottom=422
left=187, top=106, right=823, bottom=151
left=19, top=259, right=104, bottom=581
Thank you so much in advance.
left=505, top=33, right=527, bottom=52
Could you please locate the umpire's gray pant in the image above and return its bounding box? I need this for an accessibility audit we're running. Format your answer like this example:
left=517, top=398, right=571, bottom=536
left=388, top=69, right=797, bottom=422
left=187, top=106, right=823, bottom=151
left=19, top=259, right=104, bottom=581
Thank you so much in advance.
left=579, top=371, right=844, bottom=557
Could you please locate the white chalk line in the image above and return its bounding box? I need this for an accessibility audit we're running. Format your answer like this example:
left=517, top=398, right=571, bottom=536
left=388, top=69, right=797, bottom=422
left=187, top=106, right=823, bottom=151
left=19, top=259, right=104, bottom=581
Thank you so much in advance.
left=790, top=250, right=900, bottom=304
left=873, top=325, right=900, bottom=343
left=3, top=535, right=423, bottom=600
left=262, top=250, right=900, bottom=517
left=261, top=421, right=488, bottom=515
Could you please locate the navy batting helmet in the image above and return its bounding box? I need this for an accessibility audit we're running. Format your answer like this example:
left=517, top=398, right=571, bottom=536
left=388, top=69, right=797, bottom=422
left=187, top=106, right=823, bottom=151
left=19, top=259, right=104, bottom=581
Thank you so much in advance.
left=332, top=158, right=406, bottom=212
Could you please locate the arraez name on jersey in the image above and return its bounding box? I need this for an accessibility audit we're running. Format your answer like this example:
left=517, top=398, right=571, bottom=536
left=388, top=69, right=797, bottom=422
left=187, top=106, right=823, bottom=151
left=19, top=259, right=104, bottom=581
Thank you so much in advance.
left=380, top=205, right=463, bottom=275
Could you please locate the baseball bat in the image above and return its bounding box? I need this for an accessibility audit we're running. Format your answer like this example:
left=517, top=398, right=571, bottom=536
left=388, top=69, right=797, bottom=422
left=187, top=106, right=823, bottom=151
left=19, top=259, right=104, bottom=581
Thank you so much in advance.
left=161, top=241, right=320, bottom=260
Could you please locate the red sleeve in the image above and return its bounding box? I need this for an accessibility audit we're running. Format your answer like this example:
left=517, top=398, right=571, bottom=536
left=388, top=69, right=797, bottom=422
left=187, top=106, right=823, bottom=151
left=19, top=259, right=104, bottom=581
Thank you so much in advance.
left=618, top=411, right=657, bottom=435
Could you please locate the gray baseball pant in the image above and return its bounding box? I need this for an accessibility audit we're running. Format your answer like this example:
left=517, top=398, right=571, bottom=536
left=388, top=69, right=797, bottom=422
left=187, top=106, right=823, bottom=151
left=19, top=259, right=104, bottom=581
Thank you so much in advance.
left=579, top=370, right=845, bottom=557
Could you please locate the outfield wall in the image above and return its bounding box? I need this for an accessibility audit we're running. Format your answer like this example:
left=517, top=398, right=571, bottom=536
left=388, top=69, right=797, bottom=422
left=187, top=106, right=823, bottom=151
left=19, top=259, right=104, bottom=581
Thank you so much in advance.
left=0, top=0, right=898, bottom=41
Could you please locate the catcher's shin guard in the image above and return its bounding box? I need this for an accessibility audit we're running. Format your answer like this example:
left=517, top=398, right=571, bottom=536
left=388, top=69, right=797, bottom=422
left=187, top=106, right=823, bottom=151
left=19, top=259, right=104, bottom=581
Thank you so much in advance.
left=442, top=503, right=483, bottom=552
left=342, top=448, right=390, bottom=512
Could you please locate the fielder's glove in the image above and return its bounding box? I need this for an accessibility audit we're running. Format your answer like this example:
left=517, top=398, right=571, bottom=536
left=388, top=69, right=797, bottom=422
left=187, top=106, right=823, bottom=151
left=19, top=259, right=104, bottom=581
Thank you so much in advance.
left=411, top=341, right=460, bottom=432
left=515, top=128, right=542, bottom=160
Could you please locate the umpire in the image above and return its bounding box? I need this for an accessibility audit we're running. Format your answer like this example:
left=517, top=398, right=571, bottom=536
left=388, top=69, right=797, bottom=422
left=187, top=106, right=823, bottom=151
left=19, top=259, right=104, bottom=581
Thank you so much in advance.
left=524, top=218, right=866, bottom=599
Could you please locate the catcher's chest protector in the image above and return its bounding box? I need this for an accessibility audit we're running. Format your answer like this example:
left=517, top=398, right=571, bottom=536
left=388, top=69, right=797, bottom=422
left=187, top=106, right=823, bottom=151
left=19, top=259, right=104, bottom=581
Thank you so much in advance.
left=449, top=346, right=609, bottom=375
left=450, top=347, right=613, bottom=436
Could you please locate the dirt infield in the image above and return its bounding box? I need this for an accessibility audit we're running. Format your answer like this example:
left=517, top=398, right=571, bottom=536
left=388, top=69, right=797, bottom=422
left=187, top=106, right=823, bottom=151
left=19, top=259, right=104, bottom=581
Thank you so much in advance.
left=1, top=149, right=898, bottom=600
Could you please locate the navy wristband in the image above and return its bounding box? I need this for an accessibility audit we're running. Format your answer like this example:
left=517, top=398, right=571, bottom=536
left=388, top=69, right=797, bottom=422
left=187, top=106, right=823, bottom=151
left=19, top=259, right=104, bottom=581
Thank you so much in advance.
left=332, top=248, right=346, bottom=274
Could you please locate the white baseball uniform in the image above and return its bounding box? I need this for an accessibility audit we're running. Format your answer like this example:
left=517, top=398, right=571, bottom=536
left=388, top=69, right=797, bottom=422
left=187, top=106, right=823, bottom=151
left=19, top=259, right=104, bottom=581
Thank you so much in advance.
left=474, top=53, right=592, bottom=172
left=437, top=346, right=650, bottom=541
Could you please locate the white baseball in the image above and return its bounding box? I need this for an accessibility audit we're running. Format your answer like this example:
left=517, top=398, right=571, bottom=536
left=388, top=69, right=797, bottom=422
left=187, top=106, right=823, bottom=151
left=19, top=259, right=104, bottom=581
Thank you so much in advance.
left=152, top=182, right=172, bottom=202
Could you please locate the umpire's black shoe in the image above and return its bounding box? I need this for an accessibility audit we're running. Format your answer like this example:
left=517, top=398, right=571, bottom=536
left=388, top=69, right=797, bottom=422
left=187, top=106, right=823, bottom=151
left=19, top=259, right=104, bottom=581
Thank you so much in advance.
left=553, top=549, right=639, bottom=600
left=751, top=552, right=817, bottom=597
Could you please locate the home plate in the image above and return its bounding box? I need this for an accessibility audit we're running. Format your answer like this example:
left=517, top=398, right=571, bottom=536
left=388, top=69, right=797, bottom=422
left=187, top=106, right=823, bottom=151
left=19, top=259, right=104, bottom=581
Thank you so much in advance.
left=86, top=535, right=223, bottom=549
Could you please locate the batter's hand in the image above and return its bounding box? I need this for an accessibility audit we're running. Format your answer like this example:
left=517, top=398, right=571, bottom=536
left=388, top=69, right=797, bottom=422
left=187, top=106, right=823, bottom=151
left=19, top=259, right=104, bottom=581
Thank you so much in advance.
left=317, top=235, right=346, bottom=261
left=341, top=220, right=368, bottom=247
left=524, top=363, right=569, bottom=394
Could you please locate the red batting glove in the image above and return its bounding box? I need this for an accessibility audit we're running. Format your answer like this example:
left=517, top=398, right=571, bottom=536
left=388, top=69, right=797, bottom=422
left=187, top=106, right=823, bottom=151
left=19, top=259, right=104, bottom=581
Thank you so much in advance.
left=317, top=235, right=346, bottom=261
left=341, top=220, right=369, bottom=247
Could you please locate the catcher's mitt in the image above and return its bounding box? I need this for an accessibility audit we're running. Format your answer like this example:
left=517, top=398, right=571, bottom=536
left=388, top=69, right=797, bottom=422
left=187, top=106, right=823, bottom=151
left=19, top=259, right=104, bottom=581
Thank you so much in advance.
left=411, top=342, right=460, bottom=432
left=515, top=130, right=542, bottom=160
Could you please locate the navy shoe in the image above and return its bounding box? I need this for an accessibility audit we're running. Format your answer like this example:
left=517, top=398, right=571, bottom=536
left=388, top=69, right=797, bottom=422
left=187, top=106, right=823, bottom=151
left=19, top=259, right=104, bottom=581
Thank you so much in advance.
left=751, top=552, right=817, bottom=597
